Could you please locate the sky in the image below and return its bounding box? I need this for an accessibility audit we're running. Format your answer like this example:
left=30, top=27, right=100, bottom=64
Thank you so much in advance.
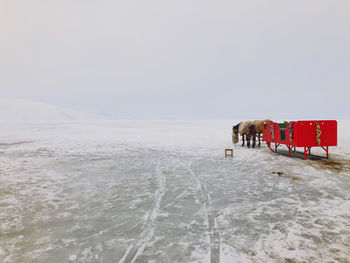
left=1, top=0, right=349, bottom=120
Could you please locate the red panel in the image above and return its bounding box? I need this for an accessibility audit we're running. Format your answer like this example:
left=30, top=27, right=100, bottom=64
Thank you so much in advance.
left=262, top=122, right=269, bottom=141
left=284, top=122, right=294, bottom=145
left=294, top=120, right=337, bottom=147
left=263, top=120, right=337, bottom=147
left=262, top=121, right=273, bottom=142
left=273, top=123, right=281, bottom=142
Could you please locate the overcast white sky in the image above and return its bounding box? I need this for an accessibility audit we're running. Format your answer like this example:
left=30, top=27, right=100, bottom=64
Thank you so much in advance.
left=1, top=0, right=349, bottom=119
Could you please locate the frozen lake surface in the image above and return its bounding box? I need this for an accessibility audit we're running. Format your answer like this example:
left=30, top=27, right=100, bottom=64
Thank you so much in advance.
left=0, top=121, right=350, bottom=263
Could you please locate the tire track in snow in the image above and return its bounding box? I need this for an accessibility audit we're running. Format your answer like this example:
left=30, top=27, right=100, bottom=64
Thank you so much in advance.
left=178, top=159, right=220, bottom=263
left=119, top=158, right=166, bottom=263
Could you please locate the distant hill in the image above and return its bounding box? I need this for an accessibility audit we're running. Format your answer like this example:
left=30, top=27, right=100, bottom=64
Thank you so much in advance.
left=0, top=98, right=106, bottom=121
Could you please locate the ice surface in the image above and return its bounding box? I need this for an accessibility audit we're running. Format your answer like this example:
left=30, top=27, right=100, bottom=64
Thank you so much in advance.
left=0, top=120, right=349, bottom=263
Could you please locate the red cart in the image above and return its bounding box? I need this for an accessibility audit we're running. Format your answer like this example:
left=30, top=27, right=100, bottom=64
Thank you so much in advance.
left=262, top=120, right=337, bottom=159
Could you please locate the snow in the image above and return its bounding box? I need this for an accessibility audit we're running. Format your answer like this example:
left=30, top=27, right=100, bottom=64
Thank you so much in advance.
left=0, top=98, right=105, bottom=121
left=0, top=120, right=349, bottom=263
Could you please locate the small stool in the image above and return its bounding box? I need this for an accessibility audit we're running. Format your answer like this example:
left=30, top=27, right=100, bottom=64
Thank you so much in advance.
left=225, top=149, right=233, bottom=158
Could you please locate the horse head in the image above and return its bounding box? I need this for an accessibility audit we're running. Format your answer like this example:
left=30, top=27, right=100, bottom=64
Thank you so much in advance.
left=232, top=123, right=239, bottom=134
left=232, top=123, right=240, bottom=143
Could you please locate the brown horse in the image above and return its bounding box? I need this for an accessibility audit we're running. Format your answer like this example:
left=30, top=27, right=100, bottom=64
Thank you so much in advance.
left=249, top=119, right=272, bottom=148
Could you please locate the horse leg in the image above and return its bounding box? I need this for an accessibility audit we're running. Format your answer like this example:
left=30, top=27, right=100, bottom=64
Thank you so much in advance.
left=247, top=135, right=250, bottom=148
left=258, top=133, right=261, bottom=146
left=242, top=134, right=245, bottom=146
left=252, top=133, right=256, bottom=148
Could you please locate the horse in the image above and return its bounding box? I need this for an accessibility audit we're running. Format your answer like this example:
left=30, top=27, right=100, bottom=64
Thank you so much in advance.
left=232, top=121, right=255, bottom=147
left=249, top=119, right=272, bottom=147
left=232, top=119, right=271, bottom=148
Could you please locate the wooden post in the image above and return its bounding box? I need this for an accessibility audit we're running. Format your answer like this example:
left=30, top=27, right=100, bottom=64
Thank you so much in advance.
left=225, top=149, right=233, bottom=158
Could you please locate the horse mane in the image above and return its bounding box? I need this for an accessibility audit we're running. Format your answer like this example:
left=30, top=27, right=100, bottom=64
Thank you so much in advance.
left=232, top=123, right=240, bottom=131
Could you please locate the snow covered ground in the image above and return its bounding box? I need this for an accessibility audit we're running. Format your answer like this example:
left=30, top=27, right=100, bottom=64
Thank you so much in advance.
left=0, top=120, right=349, bottom=263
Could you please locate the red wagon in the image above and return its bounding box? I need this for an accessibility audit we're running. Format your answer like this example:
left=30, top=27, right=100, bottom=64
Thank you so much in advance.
left=262, top=120, right=337, bottom=159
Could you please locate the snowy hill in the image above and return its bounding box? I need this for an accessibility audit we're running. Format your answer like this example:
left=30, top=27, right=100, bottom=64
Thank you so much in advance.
left=0, top=98, right=106, bottom=121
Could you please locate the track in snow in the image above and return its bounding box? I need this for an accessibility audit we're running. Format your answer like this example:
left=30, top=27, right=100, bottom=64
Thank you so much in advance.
left=119, top=158, right=166, bottom=263
left=178, top=159, right=220, bottom=263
